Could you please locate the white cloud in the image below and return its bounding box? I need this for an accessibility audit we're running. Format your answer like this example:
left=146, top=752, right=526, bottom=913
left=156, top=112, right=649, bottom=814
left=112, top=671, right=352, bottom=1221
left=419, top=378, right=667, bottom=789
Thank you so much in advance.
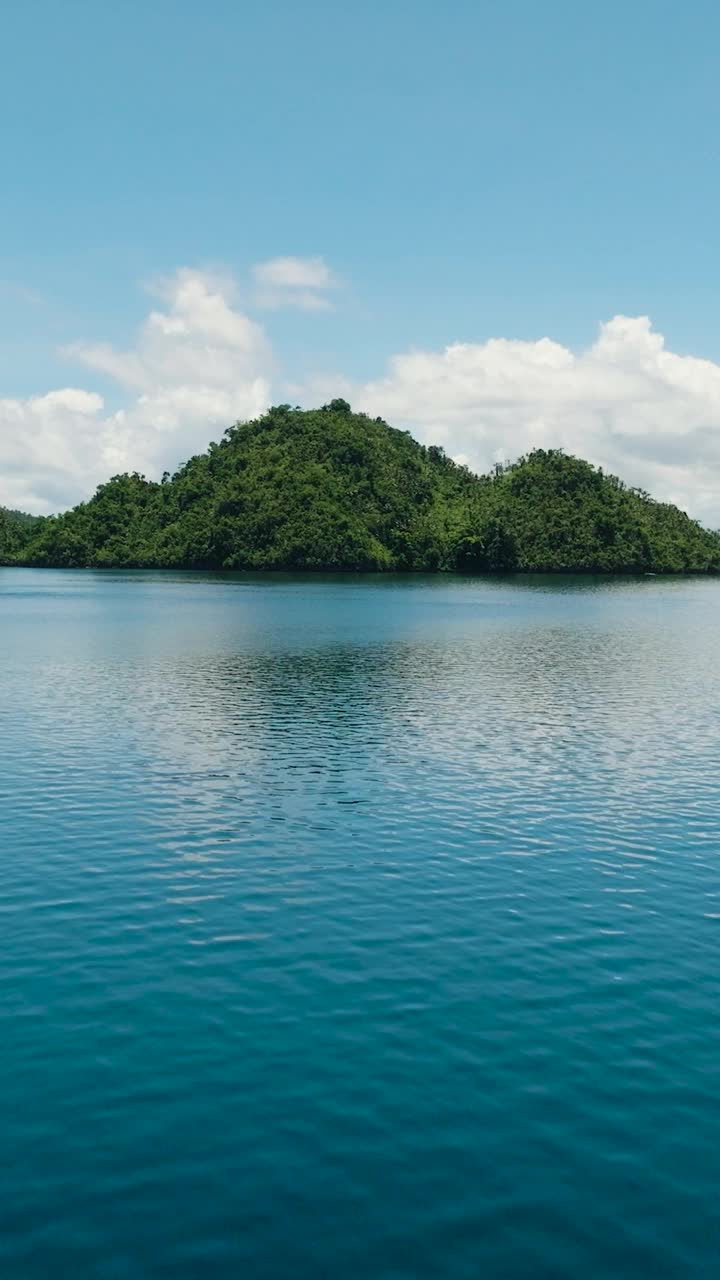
left=0, top=270, right=271, bottom=513
left=254, top=256, right=335, bottom=289
left=340, top=315, right=720, bottom=526
left=253, top=256, right=337, bottom=311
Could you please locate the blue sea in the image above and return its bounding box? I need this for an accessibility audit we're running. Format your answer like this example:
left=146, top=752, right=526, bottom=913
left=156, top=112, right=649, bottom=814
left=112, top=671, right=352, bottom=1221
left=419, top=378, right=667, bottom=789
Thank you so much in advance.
left=2, top=569, right=720, bottom=1278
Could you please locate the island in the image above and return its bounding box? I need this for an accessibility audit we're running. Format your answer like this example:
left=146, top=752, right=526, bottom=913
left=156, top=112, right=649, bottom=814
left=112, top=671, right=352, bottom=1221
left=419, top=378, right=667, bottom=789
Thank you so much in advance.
left=2, top=401, right=718, bottom=573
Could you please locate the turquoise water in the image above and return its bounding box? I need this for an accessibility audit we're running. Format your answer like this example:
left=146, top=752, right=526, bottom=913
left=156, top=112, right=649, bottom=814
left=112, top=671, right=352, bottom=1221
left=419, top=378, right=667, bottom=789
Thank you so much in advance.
left=2, top=569, right=720, bottom=1279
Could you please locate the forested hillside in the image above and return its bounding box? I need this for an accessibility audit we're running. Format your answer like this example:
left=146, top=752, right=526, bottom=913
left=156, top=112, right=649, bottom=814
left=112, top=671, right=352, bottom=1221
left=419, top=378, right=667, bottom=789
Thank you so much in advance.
left=0, top=507, right=44, bottom=560
left=3, top=402, right=719, bottom=573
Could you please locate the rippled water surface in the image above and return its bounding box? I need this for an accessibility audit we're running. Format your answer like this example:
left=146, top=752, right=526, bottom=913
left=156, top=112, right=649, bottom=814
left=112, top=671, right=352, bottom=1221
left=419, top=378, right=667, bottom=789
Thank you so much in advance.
left=2, top=569, right=720, bottom=1278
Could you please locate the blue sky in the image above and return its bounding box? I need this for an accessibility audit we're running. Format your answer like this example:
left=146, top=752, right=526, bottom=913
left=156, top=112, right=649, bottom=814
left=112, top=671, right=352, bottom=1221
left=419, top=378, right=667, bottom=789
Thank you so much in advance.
left=3, top=0, right=720, bottom=518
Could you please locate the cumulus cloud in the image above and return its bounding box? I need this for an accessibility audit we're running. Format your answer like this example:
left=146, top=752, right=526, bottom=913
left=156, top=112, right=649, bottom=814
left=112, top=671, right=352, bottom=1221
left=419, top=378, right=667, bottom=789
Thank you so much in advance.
left=342, top=316, right=720, bottom=526
left=253, top=255, right=337, bottom=311
left=0, top=270, right=271, bottom=513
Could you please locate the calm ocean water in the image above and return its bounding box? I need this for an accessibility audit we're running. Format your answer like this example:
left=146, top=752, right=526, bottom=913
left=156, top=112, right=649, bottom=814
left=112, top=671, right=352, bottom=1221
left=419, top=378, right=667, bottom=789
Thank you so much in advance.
left=2, top=568, right=719, bottom=1279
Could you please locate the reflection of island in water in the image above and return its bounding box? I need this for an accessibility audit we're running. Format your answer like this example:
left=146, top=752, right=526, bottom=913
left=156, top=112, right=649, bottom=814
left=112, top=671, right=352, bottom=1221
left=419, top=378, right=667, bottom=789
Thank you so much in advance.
left=9, top=569, right=714, bottom=922
left=105, top=574, right=714, bottom=884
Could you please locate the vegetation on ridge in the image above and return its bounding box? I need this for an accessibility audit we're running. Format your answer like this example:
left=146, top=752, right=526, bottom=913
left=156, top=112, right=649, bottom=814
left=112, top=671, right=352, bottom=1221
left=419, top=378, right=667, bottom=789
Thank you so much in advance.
left=2, top=401, right=719, bottom=573
left=0, top=506, right=44, bottom=560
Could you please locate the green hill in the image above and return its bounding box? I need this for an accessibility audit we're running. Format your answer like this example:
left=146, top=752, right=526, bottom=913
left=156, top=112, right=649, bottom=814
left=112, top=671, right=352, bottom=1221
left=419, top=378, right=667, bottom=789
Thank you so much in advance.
left=4, top=401, right=720, bottom=573
left=0, top=506, right=44, bottom=561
